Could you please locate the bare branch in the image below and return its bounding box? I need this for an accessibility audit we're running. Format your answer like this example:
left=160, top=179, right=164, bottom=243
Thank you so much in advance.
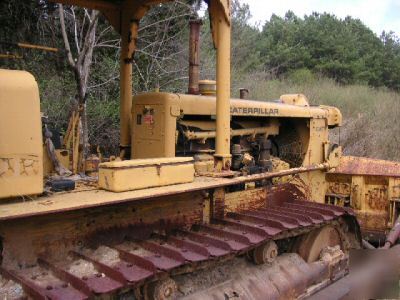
left=95, top=38, right=120, bottom=48
left=84, top=8, right=91, bottom=22
left=138, top=12, right=192, bottom=32
left=77, top=10, right=99, bottom=67
left=71, top=7, right=80, bottom=53
left=88, top=75, right=119, bottom=89
left=132, top=59, right=149, bottom=91
left=96, top=25, right=113, bottom=44
left=160, top=76, right=188, bottom=89
left=79, top=8, right=86, bottom=47
left=59, top=4, right=75, bottom=68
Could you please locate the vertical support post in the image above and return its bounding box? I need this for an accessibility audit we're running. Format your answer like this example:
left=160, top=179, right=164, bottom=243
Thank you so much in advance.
left=119, top=15, right=139, bottom=159
left=214, top=3, right=231, bottom=171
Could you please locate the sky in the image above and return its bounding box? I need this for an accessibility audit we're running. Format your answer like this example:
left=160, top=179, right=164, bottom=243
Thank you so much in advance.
left=241, top=0, right=400, bottom=36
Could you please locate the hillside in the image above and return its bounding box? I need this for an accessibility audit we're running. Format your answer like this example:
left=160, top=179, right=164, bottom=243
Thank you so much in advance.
left=236, top=73, right=400, bottom=161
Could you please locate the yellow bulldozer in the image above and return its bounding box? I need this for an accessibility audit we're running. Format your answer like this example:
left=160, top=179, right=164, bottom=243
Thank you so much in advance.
left=1, top=0, right=400, bottom=299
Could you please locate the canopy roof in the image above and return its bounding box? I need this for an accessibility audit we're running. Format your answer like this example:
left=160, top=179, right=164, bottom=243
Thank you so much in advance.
left=50, top=0, right=174, bottom=31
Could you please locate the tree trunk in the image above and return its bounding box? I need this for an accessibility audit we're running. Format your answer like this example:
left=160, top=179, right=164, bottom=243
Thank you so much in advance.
left=59, top=4, right=99, bottom=173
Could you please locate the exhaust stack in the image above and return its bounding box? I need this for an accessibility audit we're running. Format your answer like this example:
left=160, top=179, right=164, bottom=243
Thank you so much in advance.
left=239, top=88, right=249, bottom=99
left=188, top=20, right=202, bottom=95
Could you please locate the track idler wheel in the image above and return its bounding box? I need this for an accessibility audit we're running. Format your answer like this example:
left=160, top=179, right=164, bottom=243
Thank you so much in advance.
left=146, top=278, right=177, bottom=300
left=293, top=225, right=343, bottom=263
left=251, top=240, right=278, bottom=265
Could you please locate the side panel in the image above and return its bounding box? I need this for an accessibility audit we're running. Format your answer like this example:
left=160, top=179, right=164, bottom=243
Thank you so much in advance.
left=353, top=176, right=389, bottom=239
left=299, top=118, right=329, bottom=202
left=132, top=100, right=178, bottom=158
left=0, top=192, right=205, bottom=266
left=0, top=70, right=43, bottom=199
left=132, top=103, right=166, bottom=158
left=326, top=169, right=400, bottom=241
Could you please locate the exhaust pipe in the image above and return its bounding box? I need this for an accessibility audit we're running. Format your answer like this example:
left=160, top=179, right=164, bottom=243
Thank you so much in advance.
left=239, top=88, right=249, bottom=99
left=383, top=215, right=400, bottom=249
left=188, top=20, right=202, bottom=95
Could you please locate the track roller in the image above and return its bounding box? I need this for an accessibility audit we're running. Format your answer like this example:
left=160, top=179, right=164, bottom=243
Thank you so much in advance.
left=293, top=225, right=343, bottom=263
left=146, top=278, right=177, bottom=300
left=251, top=240, right=278, bottom=265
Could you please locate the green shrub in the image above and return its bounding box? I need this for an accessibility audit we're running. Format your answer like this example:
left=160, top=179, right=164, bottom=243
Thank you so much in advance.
left=287, top=68, right=316, bottom=85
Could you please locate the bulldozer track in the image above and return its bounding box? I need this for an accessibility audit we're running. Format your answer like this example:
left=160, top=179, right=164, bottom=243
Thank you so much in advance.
left=0, top=200, right=355, bottom=299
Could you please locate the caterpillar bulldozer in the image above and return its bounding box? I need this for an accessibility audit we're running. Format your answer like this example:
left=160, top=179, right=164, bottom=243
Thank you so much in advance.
left=1, top=0, right=400, bottom=299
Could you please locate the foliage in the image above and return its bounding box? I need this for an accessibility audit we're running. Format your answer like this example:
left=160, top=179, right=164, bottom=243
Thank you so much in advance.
left=287, top=68, right=316, bottom=85
left=258, top=11, right=400, bottom=89
left=0, top=0, right=198, bottom=155
left=1, top=0, right=400, bottom=159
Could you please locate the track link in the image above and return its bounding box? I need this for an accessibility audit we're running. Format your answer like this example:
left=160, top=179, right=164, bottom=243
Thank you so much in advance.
left=0, top=200, right=355, bottom=299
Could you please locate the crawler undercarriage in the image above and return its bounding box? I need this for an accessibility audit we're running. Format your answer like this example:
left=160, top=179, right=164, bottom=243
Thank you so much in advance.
left=0, top=177, right=360, bottom=300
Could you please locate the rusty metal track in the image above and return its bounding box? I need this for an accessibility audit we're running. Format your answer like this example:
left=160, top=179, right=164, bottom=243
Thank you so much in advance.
left=0, top=200, right=353, bottom=299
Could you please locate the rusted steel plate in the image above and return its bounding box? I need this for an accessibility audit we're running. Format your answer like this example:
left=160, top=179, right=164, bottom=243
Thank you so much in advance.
left=153, top=239, right=209, bottom=263
left=43, top=284, right=89, bottom=300
left=285, top=203, right=335, bottom=220
left=178, top=230, right=231, bottom=256
left=271, top=205, right=324, bottom=224
left=244, top=210, right=299, bottom=229
left=112, top=247, right=157, bottom=283
left=0, top=267, right=88, bottom=300
left=70, top=251, right=126, bottom=284
left=293, top=200, right=347, bottom=216
left=83, top=275, right=122, bottom=295
left=196, top=224, right=251, bottom=251
left=167, top=236, right=210, bottom=262
left=111, top=261, right=152, bottom=284
left=0, top=268, right=48, bottom=300
left=139, top=241, right=186, bottom=264
left=332, top=156, right=400, bottom=177
left=129, top=242, right=183, bottom=271
left=226, top=211, right=286, bottom=231
left=199, top=224, right=253, bottom=245
left=226, top=212, right=288, bottom=230
left=259, top=208, right=313, bottom=226
left=59, top=256, right=123, bottom=295
left=215, top=218, right=273, bottom=241
left=38, top=258, right=93, bottom=296
left=293, top=200, right=348, bottom=216
left=74, top=246, right=155, bottom=285
left=260, top=206, right=314, bottom=226
left=286, top=203, right=332, bottom=221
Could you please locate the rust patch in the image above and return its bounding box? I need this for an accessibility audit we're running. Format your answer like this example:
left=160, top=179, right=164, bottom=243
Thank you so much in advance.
left=211, top=188, right=225, bottom=219
left=326, top=175, right=351, bottom=196
left=266, top=183, right=306, bottom=207
left=332, top=156, right=400, bottom=177
left=0, top=192, right=205, bottom=267
left=365, top=186, right=388, bottom=211
left=224, top=188, right=266, bottom=213
left=0, top=156, right=40, bottom=177
left=355, top=211, right=388, bottom=234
